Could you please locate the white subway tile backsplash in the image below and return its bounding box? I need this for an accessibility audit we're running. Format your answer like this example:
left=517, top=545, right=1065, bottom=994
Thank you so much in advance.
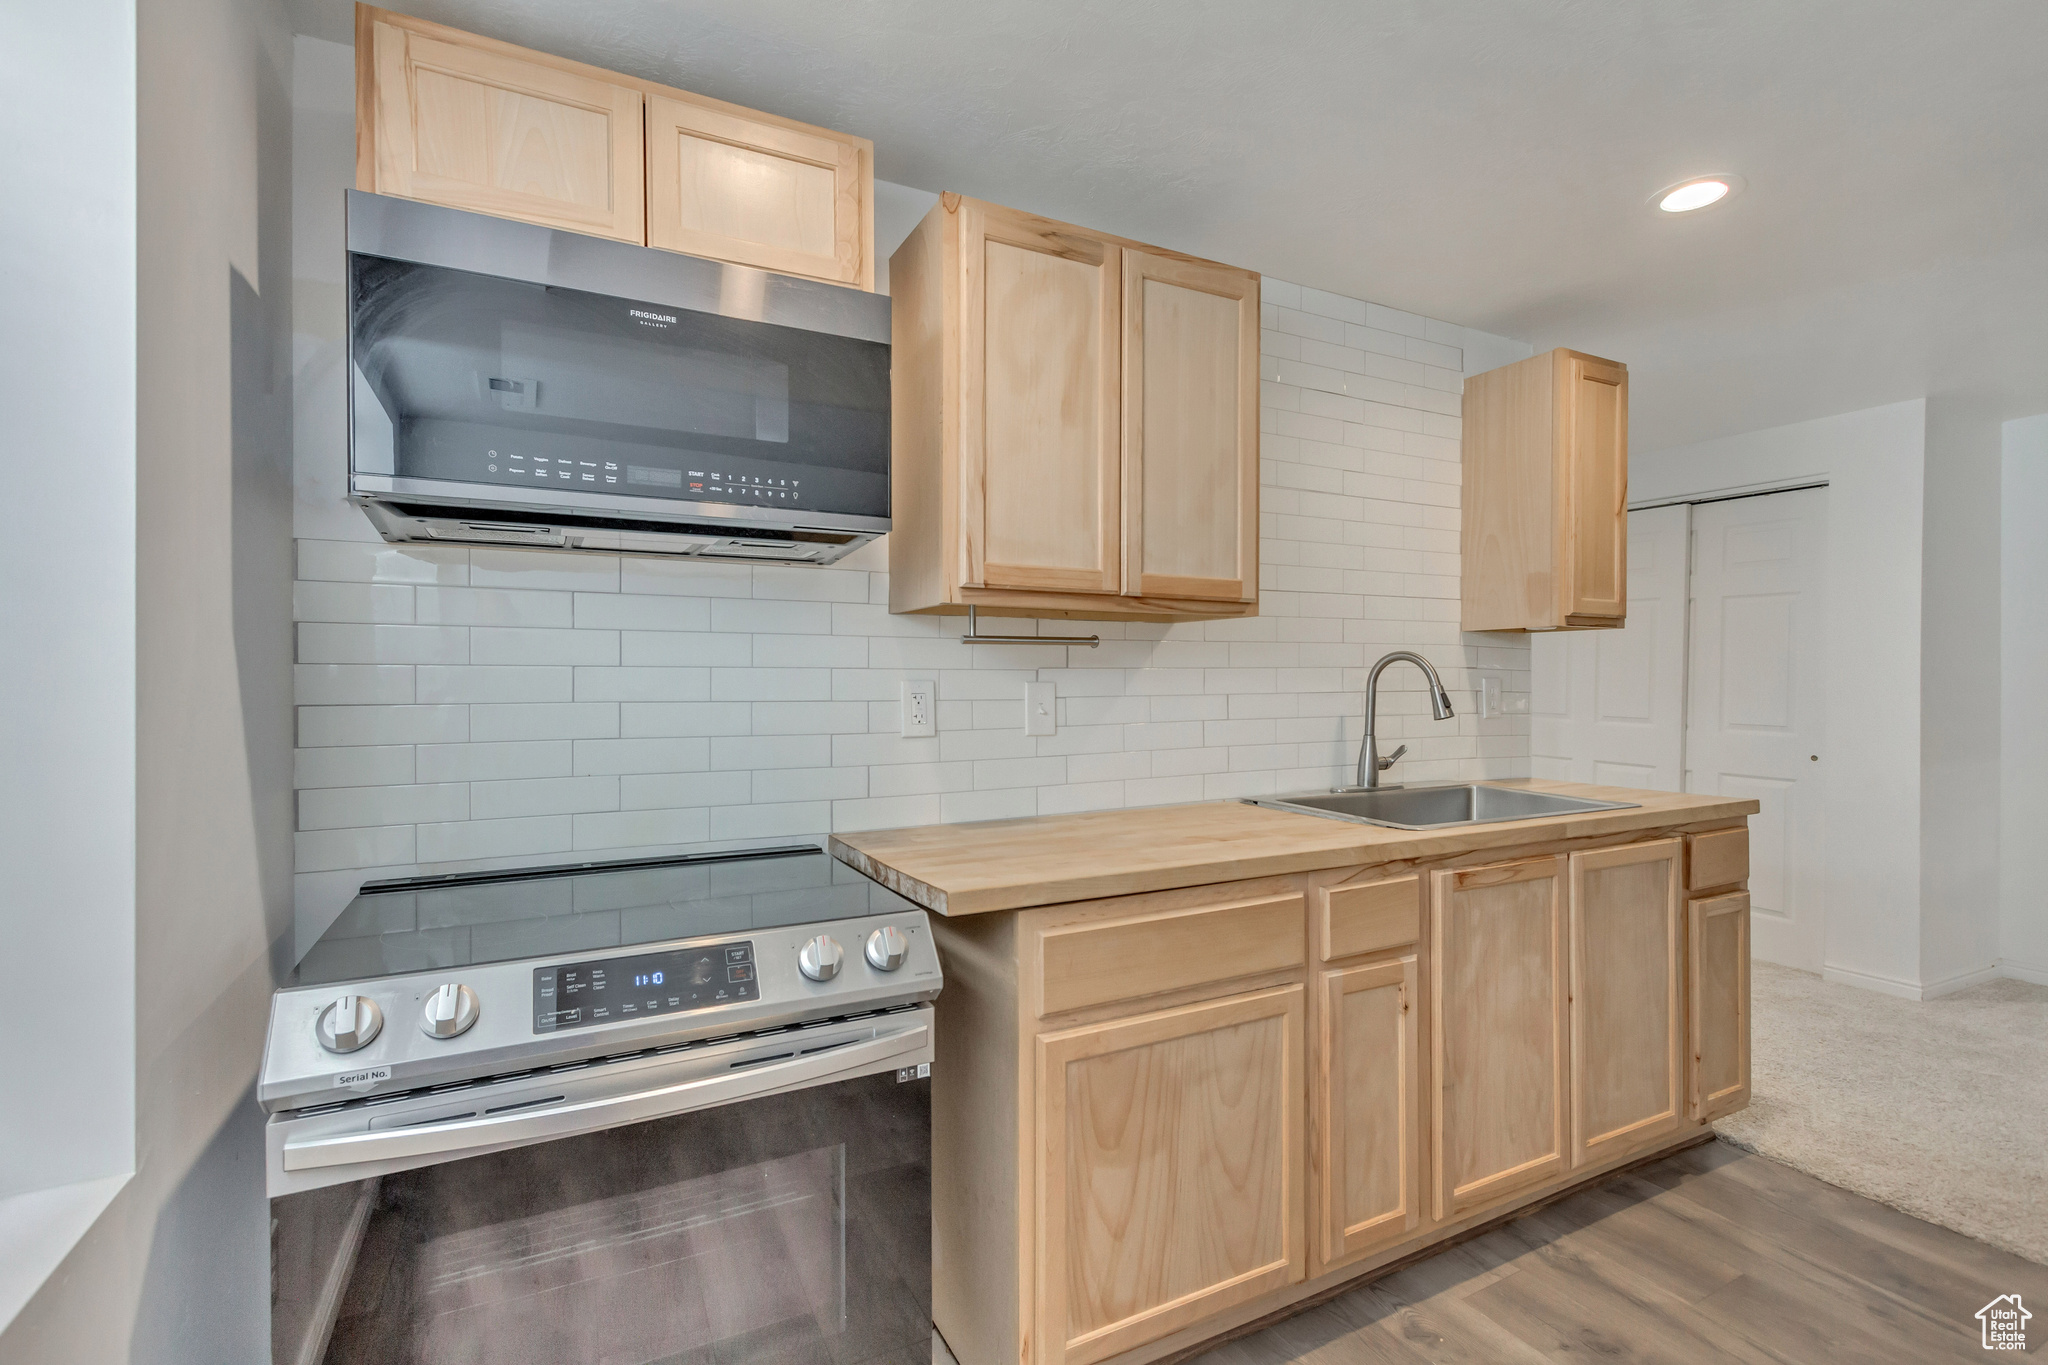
left=574, top=807, right=711, bottom=851
left=714, top=598, right=832, bottom=635
left=470, top=547, right=620, bottom=593
left=295, top=745, right=414, bottom=790
left=298, top=623, right=468, bottom=665
left=416, top=740, right=573, bottom=784
left=710, top=801, right=829, bottom=841
left=620, top=702, right=752, bottom=738
left=293, top=277, right=1533, bottom=889
left=573, top=737, right=710, bottom=776
left=471, top=627, right=620, bottom=666
left=572, top=667, right=711, bottom=702
left=574, top=593, right=710, bottom=632
left=296, top=824, right=414, bottom=873
left=471, top=775, right=620, bottom=820
left=416, top=666, right=573, bottom=704
left=299, top=782, right=467, bottom=831
left=295, top=664, right=413, bottom=706
left=620, top=771, right=751, bottom=810
left=416, top=586, right=573, bottom=628
left=619, top=631, right=753, bottom=666
left=417, top=815, right=575, bottom=863
left=470, top=702, right=619, bottom=742
left=293, top=581, right=414, bottom=624
left=299, top=704, right=467, bottom=748
left=298, top=540, right=467, bottom=586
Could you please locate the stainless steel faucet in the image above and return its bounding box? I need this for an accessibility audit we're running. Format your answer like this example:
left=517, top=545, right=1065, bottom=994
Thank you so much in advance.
left=1357, top=651, right=1456, bottom=789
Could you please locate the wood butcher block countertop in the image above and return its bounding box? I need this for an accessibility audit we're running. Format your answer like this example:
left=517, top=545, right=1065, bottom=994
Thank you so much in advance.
left=829, top=779, right=1757, bottom=916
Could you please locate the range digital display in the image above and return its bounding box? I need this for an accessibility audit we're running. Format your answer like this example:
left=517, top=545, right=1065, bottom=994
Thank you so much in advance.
left=532, top=940, right=757, bottom=1033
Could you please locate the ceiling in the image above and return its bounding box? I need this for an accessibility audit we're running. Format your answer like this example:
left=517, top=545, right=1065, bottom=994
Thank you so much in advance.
left=306, top=0, right=2048, bottom=450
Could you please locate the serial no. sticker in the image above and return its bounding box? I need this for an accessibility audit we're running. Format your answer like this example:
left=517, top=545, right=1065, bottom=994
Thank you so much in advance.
left=333, top=1066, right=391, bottom=1088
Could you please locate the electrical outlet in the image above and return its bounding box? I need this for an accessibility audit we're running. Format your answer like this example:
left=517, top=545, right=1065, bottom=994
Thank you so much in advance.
left=900, top=680, right=935, bottom=737
left=1024, top=681, right=1056, bottom=737
left=1478, top=674, right=1503, bottom=719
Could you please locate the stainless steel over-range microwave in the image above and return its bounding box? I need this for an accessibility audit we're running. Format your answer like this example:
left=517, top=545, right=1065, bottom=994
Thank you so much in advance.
left=346, top=190, right=890, bottom=564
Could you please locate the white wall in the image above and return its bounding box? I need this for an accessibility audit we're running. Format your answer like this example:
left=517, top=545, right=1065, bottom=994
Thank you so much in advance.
left=1633, top=400, right=1929, bottom=994
left=287, top=37, right=1536, bottom=947
left=2002, top=413, right=2048, bottom=983
left=0, top=0, right=138, bottom=1209
left=1919, top=398, right=2003, bottom=990
left=0, top=0, right=297, bottom=1355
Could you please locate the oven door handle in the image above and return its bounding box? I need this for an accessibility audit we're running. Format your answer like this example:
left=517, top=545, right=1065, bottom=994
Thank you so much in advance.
left=280, top=1016, right=929, bottom=1173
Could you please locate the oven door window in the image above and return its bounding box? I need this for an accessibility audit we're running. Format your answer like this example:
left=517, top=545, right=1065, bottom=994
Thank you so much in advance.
left=348, top=254, right=890, bottom=518
left=290, top=1070, right=929, bottom=1365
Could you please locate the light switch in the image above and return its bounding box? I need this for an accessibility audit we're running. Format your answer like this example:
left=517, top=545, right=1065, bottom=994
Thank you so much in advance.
left=900, top=680, right=935, bottom=737
left=1478, top=674, right=1502, bottom=719
left=1024, top=681, right=1055, bottom=737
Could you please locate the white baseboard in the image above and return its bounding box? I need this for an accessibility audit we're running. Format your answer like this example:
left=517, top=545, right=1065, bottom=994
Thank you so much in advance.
left=1998, top=959, right=2048, bottom=986
left=1819, top=961, right=2005, bottom=1000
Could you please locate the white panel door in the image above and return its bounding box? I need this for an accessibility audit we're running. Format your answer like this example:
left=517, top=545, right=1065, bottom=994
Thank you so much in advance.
left=1685, top=488, right=1828, bottom=971
left=1530, top=503, right=1689, bottom=791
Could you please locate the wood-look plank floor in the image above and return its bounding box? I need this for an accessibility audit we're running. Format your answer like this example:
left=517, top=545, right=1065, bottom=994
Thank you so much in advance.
left=1181, top=1140, right=2048, bottom=1364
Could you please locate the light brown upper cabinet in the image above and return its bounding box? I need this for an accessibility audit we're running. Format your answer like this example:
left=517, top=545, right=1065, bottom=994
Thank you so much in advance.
left=644, top=95, right=870, bottom=287
left=889, top=195, right=1260, bottom=622
left=1461, top=348, right=1629, bottom=631
left=355, top=6, right=874, bottom=287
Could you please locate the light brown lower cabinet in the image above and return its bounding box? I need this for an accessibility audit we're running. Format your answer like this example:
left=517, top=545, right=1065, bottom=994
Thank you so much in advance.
left=925, top=823, right=1750, bottom=1365
left=1689, top=890, right=1752, bottom=1120
left=1429, top=855, right=1570, bottom=1221
left=1313, top=955, right=1421, bottom=1270
left=1569, top=840, right=1684, bottom=1165
left=1035, top=985, right=1306, bottom=1365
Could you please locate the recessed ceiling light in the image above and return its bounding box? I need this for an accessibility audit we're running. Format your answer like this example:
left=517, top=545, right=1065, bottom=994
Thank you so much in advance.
left=1653, top=175, right=1743, bottom=213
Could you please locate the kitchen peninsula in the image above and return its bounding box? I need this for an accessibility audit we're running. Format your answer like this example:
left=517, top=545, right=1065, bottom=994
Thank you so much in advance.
left=831, top=781, right=1756, bottom=1365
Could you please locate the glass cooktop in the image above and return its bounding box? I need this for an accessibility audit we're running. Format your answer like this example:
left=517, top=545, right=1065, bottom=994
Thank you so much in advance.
left=290, top=845, right=907, bottom=989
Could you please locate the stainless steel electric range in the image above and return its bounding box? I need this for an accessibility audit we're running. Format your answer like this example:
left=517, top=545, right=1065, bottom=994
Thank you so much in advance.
left=261, top=844, right=937, bottom=1365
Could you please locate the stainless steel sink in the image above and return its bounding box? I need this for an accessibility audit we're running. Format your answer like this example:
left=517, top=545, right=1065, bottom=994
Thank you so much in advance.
left=1247, top=783, right=1637, bottom=831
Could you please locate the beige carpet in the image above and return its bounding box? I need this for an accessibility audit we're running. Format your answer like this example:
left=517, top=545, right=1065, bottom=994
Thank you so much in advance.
left=1715, top=960, right=2048, bottom=1264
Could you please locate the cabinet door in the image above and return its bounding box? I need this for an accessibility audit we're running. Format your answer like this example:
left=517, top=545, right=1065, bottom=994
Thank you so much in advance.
left=1314, top=956, right=1421, bottom=1271
left=961, top=202, right=1122, bottom=596
left=1036, top=986, right=1304, bottom=1365
left=645, top=95, right=869, bottom=286
left=1689, top=891, right=1752, bottom=1121
left=1561, top=351, right=1628, bottom=623
left=1429, top=856, right=1568, bottom=1220
left=1569, top=840, right=1683, bottom=1165
left=362, top=13, right=645, bottom=242
left=1122, top=251, right=1259, bottom=602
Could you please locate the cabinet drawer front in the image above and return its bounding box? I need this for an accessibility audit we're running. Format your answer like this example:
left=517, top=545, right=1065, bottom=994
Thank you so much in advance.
left=1037, top=986, right=1305, bottom=1365
left=1688, top=826, right=1749, bottom=891
left=1035, top=894, right=1305, bottom=1017
left=1319, top=876, right=1420, bottom=961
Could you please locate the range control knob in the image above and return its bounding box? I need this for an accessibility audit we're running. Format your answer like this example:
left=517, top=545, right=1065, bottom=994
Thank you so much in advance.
left=317, top=994, right=383, bottom=1054
left=865, top=926, right=910, bottom=972
left=798, top=934, right=845, bottom=983
left=420, top=982, right=480, bottom=1039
